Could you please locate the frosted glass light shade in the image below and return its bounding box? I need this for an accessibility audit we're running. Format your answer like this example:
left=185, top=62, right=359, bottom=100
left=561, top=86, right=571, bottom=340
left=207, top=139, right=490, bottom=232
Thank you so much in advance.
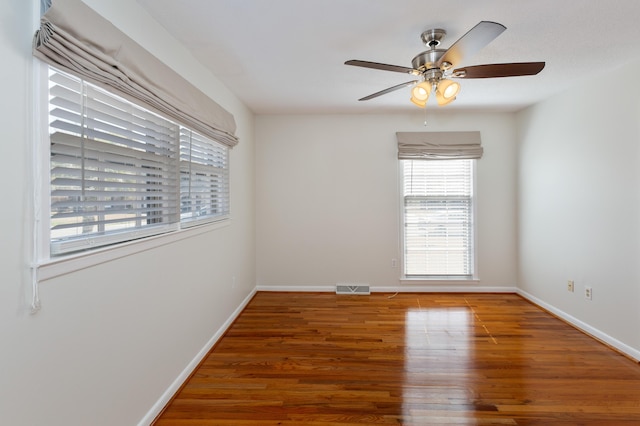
left=410, top=96, right=426, bottom=108
left=436, top=79, right=460, bottom=106
left=411, top=82, right=432, bottom=102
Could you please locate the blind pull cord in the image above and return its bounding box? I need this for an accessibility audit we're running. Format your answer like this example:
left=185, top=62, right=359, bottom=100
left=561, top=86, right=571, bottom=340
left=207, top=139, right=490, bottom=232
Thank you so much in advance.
left=30, top=265, right=41, bottom=315
left=31, top=176, right=42, bottom=313
left=31, top=64, right=43, bottom=315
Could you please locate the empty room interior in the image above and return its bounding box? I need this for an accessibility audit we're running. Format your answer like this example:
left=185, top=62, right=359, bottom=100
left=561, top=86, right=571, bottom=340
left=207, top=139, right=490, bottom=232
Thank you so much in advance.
left=3, top=0, right=640, bottom=424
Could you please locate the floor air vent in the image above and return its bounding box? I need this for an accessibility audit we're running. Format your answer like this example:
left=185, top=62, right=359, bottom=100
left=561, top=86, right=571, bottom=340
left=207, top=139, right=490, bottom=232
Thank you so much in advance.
left=336, top=284, right=370, bottom=295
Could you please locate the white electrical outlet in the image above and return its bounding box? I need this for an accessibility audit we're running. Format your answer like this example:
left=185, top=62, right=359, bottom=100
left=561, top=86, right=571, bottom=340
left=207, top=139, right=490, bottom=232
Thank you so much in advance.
left=567, top=280, right=574, bottom=292
left=585, top=286, right=592, bottom=300
left=391, top=258, right=398, bottom=268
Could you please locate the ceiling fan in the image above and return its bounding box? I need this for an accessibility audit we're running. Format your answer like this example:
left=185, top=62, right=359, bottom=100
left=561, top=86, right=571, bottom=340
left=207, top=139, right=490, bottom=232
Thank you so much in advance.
left=345, top=21, right=545, bottom=107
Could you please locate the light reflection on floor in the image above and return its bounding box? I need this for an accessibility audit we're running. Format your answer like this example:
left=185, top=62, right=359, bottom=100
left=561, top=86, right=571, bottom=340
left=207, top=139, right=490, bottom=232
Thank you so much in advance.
left=402, top=305, right=483, bottom=425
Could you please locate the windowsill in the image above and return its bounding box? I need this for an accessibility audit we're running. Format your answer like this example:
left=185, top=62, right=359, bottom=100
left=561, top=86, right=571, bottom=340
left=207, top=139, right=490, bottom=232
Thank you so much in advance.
left=37, top=219, right=231, bottom=283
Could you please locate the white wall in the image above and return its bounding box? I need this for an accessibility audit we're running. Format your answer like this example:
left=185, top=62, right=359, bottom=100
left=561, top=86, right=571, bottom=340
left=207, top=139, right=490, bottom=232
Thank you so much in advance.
left=256, top=112, right=518, bottom=291
left=0, top=1, right=255, bottom=425
left=517, top=59, right=640, bottom=356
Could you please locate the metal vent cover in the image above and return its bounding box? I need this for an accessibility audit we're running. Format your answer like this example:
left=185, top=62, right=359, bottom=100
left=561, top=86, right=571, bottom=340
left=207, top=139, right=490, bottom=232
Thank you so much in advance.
left=336, top=284, right=370, bottom=295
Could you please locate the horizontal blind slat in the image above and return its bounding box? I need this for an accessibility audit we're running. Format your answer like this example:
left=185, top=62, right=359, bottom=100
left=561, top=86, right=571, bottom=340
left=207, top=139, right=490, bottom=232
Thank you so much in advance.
left=51, top=132, right=175, bottom=164
left=50, top=121, right=175, bottom=156
left=51, top=177, right=175, bottom=190
left=50, top=106, right=175, bottom=150
left=52, top=199, right=179, bottom=209
left=51, top=158, right=175, bottom=178
left=51, top=213, right=176, bottom=231
left=52, top=205, right=176, bottom=220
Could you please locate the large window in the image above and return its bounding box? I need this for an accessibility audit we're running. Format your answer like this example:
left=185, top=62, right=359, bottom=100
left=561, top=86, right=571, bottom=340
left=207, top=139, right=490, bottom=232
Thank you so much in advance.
left=402, top=159, right=474, bottom=277
left=47, top=68, right=229, bottom=256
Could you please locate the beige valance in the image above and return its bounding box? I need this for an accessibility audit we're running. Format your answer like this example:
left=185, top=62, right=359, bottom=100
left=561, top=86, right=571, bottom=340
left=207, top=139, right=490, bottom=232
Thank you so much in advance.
left=33, top=0, right=238, bottom=147
left=396, top=131, right=483, bottom=160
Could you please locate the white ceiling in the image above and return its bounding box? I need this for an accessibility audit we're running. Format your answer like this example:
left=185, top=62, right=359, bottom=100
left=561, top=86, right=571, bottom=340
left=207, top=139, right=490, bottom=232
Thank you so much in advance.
left=136, top=0, right=640, bottom=114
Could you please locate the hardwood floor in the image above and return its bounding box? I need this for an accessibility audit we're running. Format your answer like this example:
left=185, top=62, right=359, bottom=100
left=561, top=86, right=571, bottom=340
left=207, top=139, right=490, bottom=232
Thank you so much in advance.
left=154, top=292, right=640, bottom=425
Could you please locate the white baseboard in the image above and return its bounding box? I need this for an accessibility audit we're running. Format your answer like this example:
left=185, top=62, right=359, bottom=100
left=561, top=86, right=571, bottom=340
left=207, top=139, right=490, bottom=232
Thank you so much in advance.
left=137, top=288, right=257, bottom=426
left=257, top=285, right=518, bottom=293
left=517, top=289, right=640, bottom=363
left=373, top=285, right=517, bottom=293
left=256, top=285, right=336, bottom=292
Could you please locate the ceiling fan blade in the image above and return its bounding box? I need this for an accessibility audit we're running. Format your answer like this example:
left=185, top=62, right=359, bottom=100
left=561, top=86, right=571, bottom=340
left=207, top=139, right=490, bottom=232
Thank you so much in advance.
left=453, top=62, right=546, bottom=78
left=358, top=80, right=418, bottom=101
left=438, top=21, right=506, bottom=68
left=345, top=60, right=416, bottom=74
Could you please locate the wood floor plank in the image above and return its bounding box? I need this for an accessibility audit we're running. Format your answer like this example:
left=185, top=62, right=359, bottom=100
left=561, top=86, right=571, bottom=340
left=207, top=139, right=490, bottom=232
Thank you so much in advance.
left=153, top=292, right=640, bottom=425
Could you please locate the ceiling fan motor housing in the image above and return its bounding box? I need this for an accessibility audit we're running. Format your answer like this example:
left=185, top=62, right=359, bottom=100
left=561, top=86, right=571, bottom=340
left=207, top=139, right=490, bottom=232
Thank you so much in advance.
left=411, top=49, right=447, bottom=73
left=413, top=28, right=450, bottom=74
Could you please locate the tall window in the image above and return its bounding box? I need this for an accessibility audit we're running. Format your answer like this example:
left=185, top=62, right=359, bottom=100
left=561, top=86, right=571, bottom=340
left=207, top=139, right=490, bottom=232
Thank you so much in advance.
left=402, top=159, right=474, bottom=277
left=48, top=68, right=229, bottom=256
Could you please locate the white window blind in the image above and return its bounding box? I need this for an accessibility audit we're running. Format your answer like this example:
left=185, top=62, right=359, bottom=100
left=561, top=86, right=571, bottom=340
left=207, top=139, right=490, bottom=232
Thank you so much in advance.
left=402, top=159, right=474, bottom=276
left=48, top=68, right=229, bottom=256
left=179, top=129, right=229, bottom=225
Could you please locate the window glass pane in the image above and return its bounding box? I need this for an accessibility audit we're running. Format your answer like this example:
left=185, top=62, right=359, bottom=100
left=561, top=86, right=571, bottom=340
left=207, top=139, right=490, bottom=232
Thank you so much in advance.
left=402, top=159, right=474, bottom=276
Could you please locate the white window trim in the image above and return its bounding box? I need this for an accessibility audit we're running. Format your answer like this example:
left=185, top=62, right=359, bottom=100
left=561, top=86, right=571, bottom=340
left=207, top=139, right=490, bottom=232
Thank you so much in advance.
left=398, top=158, right=479, bottom=282
left=33, top=61, right=231, bottom=283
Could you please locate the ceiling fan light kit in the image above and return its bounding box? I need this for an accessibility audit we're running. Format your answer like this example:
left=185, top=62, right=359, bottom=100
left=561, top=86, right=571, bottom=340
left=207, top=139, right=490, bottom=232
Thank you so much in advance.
left=345, top=21, right=545, bottom=108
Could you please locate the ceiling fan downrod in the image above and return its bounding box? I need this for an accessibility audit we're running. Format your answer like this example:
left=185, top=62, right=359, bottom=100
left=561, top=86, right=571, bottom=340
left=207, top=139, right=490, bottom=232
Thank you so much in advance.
left=420, top=28, right=446, bottom=48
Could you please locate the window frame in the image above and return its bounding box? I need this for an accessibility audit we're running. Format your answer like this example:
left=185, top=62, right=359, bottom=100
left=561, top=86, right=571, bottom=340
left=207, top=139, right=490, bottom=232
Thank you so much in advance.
left=399, top=158, right=478, bottom=283
left=35, top=63, right=231, bottom=281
